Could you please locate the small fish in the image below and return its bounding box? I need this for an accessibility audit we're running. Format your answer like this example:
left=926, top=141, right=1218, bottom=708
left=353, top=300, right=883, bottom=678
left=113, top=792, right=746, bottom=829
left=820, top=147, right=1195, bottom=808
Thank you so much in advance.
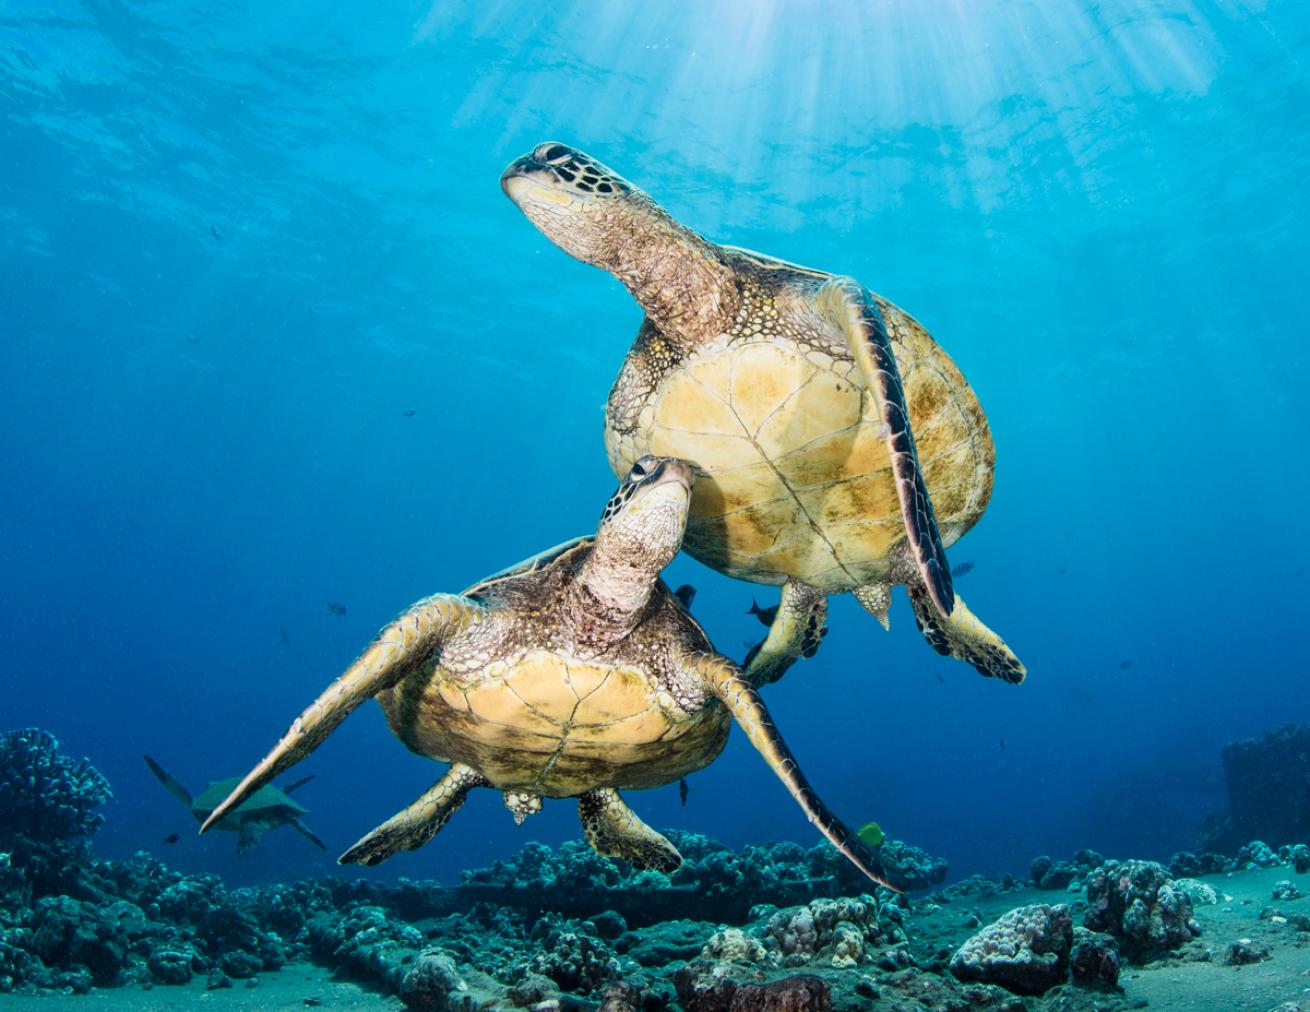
left=162, top=833, right=180, bottom=845
left=673, top=584, right=696, bottom=610
left=209, top=223, right=222, bottom=242
left=856, top=821, right=884, bottom=848
left=998, top=738, right=1006, bottom=751
left=679, top=778, right=689, bottom=807
left=934, top=672, right=945, bottom=684
left=746, top=598, right=778, bottom=626
left=402, top=409, right=417, bottom=417
left=742, top=640, right=763, bottom=669
left=950, top=560, right=975, bottom=579
left=279, top=625, right=290, bottom=646
left=327, top=602, right=347, bottom=616
left=1119, top=659, right=1133, bottom=670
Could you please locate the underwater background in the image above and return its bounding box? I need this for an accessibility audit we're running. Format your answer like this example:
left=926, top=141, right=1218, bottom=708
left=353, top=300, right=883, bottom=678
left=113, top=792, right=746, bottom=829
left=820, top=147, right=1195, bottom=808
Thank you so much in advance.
left=2, top=0, right=1307, bottom=901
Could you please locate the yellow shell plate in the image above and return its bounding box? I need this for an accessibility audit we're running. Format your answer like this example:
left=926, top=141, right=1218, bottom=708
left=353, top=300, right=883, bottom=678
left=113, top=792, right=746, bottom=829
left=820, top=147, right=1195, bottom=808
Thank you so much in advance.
left=612, top=323, right=993, bottom=592
left=378, top=649, right=728, bottom=798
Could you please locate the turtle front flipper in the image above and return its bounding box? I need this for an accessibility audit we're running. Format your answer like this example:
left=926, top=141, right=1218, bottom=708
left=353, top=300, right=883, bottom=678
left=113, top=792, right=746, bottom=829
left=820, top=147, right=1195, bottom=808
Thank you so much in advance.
left=290, top=819, right=327, bottom=851
left=690, top=650, right=895, bottom=891
left=142, top=755, right=194, bottom=808
left=815, top=277, right=953, bottom=617
left=200, top=594, right=483, bottom=835
left=741, top=580, right=828, bottom=687
left=908, top=584, right=1026, bottom=684
left=579, top=788, right=682, bottom=873
left=339, top=763, right=487, bottom=867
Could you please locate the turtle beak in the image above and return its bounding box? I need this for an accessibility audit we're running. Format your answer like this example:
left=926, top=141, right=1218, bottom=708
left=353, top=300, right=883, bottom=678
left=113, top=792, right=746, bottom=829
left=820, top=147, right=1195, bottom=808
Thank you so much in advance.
left=499, top=156, right=533, bottom=199
left=649, top=458, right=693, bottom=494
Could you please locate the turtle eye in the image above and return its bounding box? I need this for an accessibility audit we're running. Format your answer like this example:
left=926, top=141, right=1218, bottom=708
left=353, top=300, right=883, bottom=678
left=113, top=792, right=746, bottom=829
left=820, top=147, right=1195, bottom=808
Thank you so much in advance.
left=629, top=456, right=657, bottom=481
left=534, top=143, right=572, bottom=165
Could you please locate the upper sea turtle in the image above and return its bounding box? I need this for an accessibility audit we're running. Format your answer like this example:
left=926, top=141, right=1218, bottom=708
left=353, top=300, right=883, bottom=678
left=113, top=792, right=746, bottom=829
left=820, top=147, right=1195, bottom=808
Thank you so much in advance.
left=200, top=456, right=889, bottom=885
left=502, top=143, right=1024, bottom=684
left=143, top=755, right=325, bottom=854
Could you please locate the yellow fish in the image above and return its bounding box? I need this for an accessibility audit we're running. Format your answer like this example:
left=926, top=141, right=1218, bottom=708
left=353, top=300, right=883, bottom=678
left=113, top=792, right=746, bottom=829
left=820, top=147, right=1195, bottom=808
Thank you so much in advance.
left=857, top=821, right=885, bottom=849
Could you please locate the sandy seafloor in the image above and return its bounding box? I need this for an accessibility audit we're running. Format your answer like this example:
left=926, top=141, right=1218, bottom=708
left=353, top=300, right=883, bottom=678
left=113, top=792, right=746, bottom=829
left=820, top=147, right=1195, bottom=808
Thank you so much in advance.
left=2, top=864, right=1306, bottom=1011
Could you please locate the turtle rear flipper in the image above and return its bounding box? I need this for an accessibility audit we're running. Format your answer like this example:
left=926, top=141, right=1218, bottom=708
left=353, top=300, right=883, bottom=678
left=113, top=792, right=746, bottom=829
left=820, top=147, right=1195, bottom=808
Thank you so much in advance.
left=143, top=755, right=193, bottom=808
left=236, top=819, right=269, bottom=855
left=908, top=585, right=1026, bottom=684
left=740, top=580, right=828, bottom=687
left=338, top=764, right=486, bottom=867
left=579, top=788, right=682, bottom=873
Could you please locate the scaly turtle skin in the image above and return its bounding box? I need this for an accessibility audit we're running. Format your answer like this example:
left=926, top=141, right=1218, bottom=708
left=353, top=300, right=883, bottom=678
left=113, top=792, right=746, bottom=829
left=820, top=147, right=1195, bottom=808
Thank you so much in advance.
left=201, top=457, right=890, bottom=886
left=502, top=143, right=1024, bottom=684
left=142, top=756, right=325, bottom=854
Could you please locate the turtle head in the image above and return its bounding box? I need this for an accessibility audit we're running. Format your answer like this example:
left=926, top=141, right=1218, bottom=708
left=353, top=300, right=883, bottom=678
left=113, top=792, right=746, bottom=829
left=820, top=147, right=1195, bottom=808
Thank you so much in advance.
left=594, top=455, right=693, bottom=579
left=501, top=142, right=650, bottom=267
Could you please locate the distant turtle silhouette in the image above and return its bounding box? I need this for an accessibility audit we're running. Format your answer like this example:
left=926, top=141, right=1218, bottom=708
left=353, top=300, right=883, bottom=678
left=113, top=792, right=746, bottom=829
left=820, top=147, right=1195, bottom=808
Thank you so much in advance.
left=143, top=755, right=325, bottom=854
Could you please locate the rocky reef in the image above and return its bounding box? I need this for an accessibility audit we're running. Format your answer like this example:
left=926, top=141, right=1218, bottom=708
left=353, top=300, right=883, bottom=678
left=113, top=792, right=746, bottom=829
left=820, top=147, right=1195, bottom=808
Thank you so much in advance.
left=1200, top=722, right=1310, bottom=854
left=5, top=726, right=1310, bottom=1010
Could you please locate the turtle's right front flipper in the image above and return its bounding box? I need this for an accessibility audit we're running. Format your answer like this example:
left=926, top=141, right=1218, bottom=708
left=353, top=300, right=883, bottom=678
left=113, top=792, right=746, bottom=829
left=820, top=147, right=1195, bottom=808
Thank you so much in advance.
left=741, top=580, right=828, bottom=687
left=200, top=594, right=483, bottom=835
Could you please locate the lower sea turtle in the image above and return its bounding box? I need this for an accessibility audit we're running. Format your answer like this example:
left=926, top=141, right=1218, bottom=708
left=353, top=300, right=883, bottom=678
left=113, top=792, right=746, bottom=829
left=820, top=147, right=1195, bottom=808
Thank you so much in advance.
left=143, top=755, right=325, bottom=854
left=502, top=143, right=1024, bottom=684
left=199, top=457, right=889, bottom=886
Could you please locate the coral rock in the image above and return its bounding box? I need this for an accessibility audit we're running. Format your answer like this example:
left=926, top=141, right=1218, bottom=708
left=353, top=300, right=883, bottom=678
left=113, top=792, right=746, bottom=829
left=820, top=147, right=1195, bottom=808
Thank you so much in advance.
left=147, top=946, right=194, bottom=985
left=729, top=975, right=830, bottom=1010
left=0, top=729, right=111, bottom=848
left=1271, top=880, right=1301, bottom=901
left=1069, top=927, right=1120, bottom=988
left=1084, top=860, right=1198, bottom=961
left=702, top=927, right=769, bottom=965
left=948, top=903, right=1073, bottom=996
left=1224, top=938, right=1269, bottom=965
left=397, top=948, right=467, bottom=1010
left=1236, top=841, right=1279, bottom=869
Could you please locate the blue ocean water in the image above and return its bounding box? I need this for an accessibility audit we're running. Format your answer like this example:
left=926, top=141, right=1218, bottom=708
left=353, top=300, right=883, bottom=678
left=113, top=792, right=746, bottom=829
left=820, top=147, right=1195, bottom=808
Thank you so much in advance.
left=1, top=0, right=1306, bottom=894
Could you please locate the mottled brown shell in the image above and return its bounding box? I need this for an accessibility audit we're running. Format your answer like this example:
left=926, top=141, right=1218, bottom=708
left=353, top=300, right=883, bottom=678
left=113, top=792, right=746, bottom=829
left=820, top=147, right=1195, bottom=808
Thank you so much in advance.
left=606, top=253, right=994, bottom=593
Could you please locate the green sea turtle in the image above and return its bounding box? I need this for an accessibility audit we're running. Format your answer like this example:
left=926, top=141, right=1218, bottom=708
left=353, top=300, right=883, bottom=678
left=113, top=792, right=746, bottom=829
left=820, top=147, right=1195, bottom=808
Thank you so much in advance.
left=142, top=755, right=325, bottom=854
left=501, top=143, right=1024, bottom=684
left=199, top=456, right=890, bottom=886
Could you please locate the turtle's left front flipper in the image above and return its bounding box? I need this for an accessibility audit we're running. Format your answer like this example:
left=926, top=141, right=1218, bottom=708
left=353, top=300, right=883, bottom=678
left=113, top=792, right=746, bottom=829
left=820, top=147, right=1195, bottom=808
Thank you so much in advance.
left=201, top=594, right=483, bottom=835
left=687, top=651, right=895, bottom=891
left=816, top=277, right=953, bottom=617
